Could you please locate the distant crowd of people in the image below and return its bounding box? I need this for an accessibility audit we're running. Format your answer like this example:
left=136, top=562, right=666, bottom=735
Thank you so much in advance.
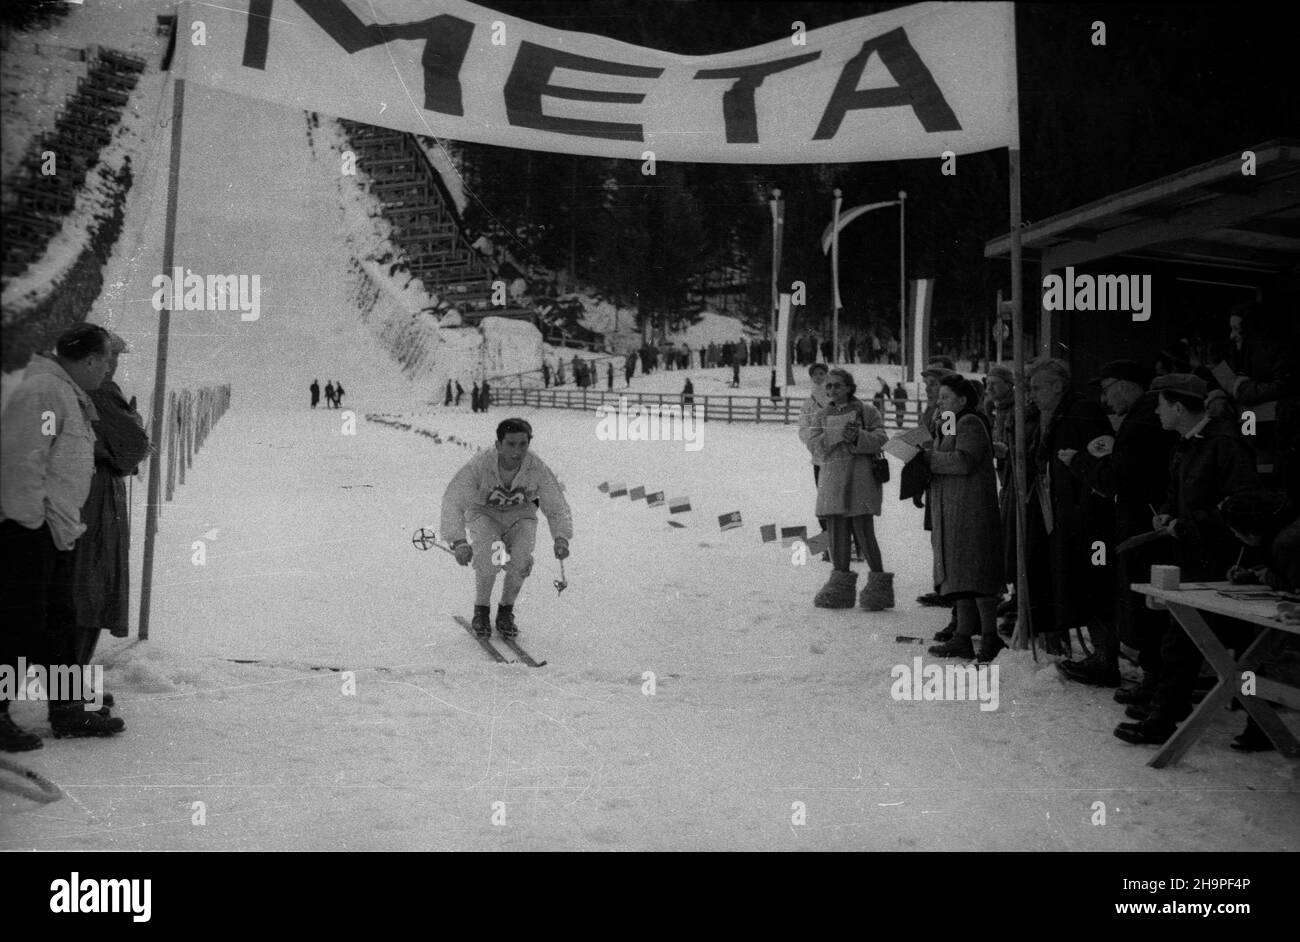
left=3, top=323, right=149, bottom=750
left=309, top=379, right=346, bottom=409
left=796, top=300, right=1298, bottom=754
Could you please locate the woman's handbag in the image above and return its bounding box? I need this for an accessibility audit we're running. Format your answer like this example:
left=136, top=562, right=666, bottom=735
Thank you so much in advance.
left=871, top=454, right=891, bottom=483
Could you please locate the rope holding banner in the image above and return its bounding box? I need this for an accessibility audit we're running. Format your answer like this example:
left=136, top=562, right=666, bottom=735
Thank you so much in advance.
left=0, top=756, right=65, bottom=804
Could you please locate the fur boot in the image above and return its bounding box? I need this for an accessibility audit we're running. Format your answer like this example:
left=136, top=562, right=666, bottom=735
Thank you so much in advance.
left=858, top=571, right=895, bottom=611
left=814, top=570, right=859, bottom=609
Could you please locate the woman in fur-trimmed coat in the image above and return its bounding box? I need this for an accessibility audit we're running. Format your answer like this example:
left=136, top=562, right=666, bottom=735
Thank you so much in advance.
left=922, top=374, right=1005, bottom=662
left=805, top=369, right=893, bottom=610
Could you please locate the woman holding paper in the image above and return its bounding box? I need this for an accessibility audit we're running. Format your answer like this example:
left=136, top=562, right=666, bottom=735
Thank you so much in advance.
left=922, top=374, right=1005, bottom=662
left=807, top=369, right=892, bottom=610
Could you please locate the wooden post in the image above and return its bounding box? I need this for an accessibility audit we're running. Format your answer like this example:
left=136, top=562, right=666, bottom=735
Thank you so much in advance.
left=139, top=75, right=186, bottom=640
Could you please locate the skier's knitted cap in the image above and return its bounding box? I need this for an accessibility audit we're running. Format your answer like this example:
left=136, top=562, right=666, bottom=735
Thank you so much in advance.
left=986, top=364, right=1014, bottom=384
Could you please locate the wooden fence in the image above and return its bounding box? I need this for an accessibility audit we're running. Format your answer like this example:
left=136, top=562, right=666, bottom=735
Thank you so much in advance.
left=489, top=387, right=927, bottom=428
left=162, top=384, right=232, bottom=504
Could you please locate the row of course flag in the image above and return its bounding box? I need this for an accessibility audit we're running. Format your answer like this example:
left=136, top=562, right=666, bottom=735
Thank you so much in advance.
left=367, top=415, right=482, bottom=451
left=598, top=480, right=827, bottom=551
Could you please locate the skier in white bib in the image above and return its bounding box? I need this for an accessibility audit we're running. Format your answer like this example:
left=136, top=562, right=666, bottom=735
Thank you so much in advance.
left=440, top=418, right=572, bottom=638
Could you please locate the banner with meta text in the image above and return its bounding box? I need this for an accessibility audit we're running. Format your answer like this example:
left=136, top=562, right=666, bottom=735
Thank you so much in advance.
left=181, top=0, right=1018, bottom=163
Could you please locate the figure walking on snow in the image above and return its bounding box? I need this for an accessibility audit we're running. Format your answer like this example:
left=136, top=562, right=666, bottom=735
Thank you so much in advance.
left=455, top=380, right=465, bottom=406
left=334, top=381, right=345, bottom=408
left=444, top=381, right=454, bottom=406
left=324, top=381, right=335, bottom=409
left=441, top=418, right=572, bottom=640
left=310, top=379, right=320, bottom=409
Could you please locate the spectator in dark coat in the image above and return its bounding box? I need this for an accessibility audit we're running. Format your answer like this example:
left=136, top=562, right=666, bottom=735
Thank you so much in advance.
left=1211, top=302, right=1299, bottom=503
left=1058, top=361, right=1177, bottom=692
left=542, top=362, right=551, bottom=388
left=624, top=355, right=635, bottom=387
left=1022, top=358, right=1114, bottom=654
left=607, top=362, right=614, bottom=390
left=1116, top=374, right=1260, bottom=746
left=480, top=380, right=491, bottom=412
left=73, top=333, right=151, bottom=671
left=682, top=378, right=694, bottom=406
left=324, top=381, right=336, bottom=408
left=923, top=375, right=1005, bottom=662
left=471, top=382, right=481, bottom=412
left=334, top=381, right=345, bottom=407
left=455, top=381, right=465, bottom=406
left=310, top=379, right=320, bottom=409
left=892, top=381, right=908, bottom=424
left=1220, top=488, right=1300, bottom=752
left=444, top=381, right=454, bottom=406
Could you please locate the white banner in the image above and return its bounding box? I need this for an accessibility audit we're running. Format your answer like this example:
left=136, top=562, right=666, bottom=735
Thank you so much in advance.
left=181, top=0, right=1018, bottom=163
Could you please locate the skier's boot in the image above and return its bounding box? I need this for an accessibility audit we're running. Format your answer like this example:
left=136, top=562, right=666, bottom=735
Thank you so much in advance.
left=471, top=605, right=492, bottom=639
left=496, top=605, right=519, bottom=639
left=859, top=571, right=895, bottom=611
left=1, top=713, right=42, bottom=752
left=49, top=704, right=124, bottom=739
left=813, top=570, right=858, bottom=609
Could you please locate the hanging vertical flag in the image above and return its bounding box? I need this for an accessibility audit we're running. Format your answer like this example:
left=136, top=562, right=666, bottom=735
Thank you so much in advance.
left=630, top=486, right=646, bottom=501
left=718, top=511, right=743, bottom=531
left=780, top=525, right=808, bottom=546
left=669, top=497, right=692, bottom=514
left=909, top=278, right=936, bottom=385
left=647, top=491, right=665, bottom=507
left=609, top=482, right=628, bottom=497
left=760, top=524, right=777, bottom=543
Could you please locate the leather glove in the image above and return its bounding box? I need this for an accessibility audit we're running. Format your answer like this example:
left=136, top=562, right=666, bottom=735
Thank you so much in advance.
left=554, top=537, right=570, bottom=560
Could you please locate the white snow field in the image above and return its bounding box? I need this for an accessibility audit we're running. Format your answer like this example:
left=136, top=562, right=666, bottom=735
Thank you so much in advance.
left=2, top=401, right=1298, bottom=851
left=2, top=3, right=1296, bottom=852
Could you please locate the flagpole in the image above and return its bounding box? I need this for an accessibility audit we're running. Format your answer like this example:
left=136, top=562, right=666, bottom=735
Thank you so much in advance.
left=831, top=188, right=842, bottom=366
left=1006, top=3, right=1033, bottom=657
left=139, top=74, right=186, bottom=641
left=898, top=190, right=907, bottom=382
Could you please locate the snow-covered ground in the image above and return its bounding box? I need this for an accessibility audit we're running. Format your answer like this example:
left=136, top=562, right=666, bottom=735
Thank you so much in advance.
left=3, top=402, right=1297, bottom=850
left=2, top=0, right=1296, bottom=852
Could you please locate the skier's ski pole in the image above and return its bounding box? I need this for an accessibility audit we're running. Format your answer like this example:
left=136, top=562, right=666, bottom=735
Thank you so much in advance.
left=554, top=558, right=568, bottom=595
left=412, top=527, right=455, bottom=556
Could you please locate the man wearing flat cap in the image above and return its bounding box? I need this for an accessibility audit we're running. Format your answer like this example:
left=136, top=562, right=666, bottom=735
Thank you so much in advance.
left=1115, top=372, right=1258, bottom=745
left=1057, top=361, right=1177, bottom=694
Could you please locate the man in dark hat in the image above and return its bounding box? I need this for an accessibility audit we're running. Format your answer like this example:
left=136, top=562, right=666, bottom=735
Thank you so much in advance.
left=1056, top=361, right=1176, bottom=692
left=1115, top=372, right=1259, bottom=745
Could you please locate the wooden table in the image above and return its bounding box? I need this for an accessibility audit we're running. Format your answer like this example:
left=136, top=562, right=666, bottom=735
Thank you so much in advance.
left=1130, top=582, right=1300, bottom=767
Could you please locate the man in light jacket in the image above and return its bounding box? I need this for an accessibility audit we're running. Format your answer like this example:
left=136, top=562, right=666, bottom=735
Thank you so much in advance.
left=441, top=418, right=572, bottom=640
left=2, top=323, right=125, bottom=751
